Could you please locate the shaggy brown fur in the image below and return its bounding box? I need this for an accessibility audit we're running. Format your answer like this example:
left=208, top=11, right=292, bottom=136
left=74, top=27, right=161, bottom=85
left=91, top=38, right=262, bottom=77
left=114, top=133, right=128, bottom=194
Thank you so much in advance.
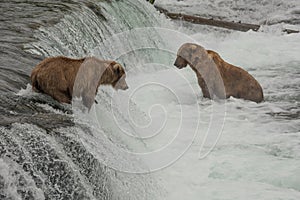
left=31, top=56, right=128, bottom=109
left=174, top=43, right=264, bottom=103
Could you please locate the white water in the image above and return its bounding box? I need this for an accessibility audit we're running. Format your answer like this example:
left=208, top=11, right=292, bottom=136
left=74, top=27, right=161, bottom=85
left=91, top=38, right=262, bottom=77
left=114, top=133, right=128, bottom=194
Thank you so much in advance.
left=151, top=1, right=300, bottom=199
left=25, top=0, right=300, bottom=199
left=156, top=0, right=300, bottom=28
left=92, top=29, right=300, bottom=199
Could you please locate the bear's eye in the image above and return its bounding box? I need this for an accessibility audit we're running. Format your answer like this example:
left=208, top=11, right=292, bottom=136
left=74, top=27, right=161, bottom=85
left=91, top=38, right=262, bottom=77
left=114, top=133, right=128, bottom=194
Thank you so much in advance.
left=194, top=57, right=200, bottom=63
left=115, top=67, right=120, bottom=75
left=112, top=79, right=119, bottom=86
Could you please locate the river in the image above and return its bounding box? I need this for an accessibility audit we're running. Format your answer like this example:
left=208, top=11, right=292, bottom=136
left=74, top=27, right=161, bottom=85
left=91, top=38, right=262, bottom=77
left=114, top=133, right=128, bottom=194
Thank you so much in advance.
left=0, top=0, right=300, bottom=199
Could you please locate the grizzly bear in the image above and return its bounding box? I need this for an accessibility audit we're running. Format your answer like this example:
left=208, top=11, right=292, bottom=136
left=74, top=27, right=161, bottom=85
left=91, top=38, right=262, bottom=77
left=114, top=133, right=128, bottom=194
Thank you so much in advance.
left=31, top=56, right=128, bottom=110
left=174, top=43, right=264, bottom=103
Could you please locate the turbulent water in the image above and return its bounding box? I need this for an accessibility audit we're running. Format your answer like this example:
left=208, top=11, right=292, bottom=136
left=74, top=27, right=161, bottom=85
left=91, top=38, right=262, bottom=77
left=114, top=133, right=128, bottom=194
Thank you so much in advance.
left=1, top=0, right=300, bottom=199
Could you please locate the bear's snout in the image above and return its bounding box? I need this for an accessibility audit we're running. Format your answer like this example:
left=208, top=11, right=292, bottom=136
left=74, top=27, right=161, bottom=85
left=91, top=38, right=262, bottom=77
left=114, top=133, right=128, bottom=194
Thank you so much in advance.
left=114, top=77, right=129, bottom=91
left=119, top=82, right=129, bottom=90
left=123, top=84, right=129, bottom=90
left=115, top=84, right=129, bottom=90
left=174, top=56, right=188, bottom=69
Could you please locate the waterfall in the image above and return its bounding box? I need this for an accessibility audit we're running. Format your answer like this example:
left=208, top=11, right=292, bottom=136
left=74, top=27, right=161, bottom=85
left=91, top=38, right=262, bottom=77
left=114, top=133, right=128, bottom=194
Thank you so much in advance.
left=24, top=0, right=203, bottom=173
left=2, top=0, right=300, bottom=199
left=1, top=0, right=185, bottom=199
left=25, top=0, right=171, bottom=60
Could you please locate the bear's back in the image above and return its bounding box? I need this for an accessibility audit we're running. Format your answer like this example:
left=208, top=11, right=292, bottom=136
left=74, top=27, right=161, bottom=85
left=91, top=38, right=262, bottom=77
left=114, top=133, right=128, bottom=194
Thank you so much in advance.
left=31, top=56, right=85, bottom=92
left=38, top=56, right=85, bottom=70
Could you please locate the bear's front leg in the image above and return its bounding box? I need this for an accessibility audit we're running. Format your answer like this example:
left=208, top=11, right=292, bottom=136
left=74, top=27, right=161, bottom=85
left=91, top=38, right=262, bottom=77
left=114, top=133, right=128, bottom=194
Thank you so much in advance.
left=52, top=91, right=72, bottom=104
left=82, top=91, right=96, bottom=111
left=197, top=77, right=212, bottom=99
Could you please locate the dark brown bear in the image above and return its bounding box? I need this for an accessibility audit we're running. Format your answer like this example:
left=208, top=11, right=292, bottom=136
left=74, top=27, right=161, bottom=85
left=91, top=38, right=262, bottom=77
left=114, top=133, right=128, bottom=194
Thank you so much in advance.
left=31, top=56, right=128, bottom=109
left=174, top=43, right=264, bottom=103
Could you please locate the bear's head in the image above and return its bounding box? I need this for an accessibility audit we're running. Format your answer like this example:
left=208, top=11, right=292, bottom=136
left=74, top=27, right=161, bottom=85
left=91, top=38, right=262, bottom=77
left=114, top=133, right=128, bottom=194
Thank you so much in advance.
left=109, top=62, right=129, bottom=91
left=174, top=43, right=207, bottom=69
left=73, top=58, right=129, bottom=110
left=174, top=55, right=188, bottom=69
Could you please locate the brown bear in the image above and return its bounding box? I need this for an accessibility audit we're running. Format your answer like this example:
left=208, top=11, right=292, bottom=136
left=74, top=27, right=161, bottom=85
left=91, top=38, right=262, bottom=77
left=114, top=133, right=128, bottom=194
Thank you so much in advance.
left=174, top=43, right=264, bottom=103
left=31, top=56, right=128, bottom=110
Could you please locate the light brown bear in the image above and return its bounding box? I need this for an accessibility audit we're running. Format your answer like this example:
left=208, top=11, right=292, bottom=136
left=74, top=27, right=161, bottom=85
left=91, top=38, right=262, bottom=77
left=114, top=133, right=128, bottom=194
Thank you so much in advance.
left=31, top=56, right=128, bottom=110
left=174, top=43, right=264, bottom=103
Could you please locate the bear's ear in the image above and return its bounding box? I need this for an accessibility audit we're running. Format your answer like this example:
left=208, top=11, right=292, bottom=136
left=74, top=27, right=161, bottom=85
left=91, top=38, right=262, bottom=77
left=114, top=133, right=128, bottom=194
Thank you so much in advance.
left=190, top=44, right=198, bottom=54
left=112, top=63, right=122, bottom=76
